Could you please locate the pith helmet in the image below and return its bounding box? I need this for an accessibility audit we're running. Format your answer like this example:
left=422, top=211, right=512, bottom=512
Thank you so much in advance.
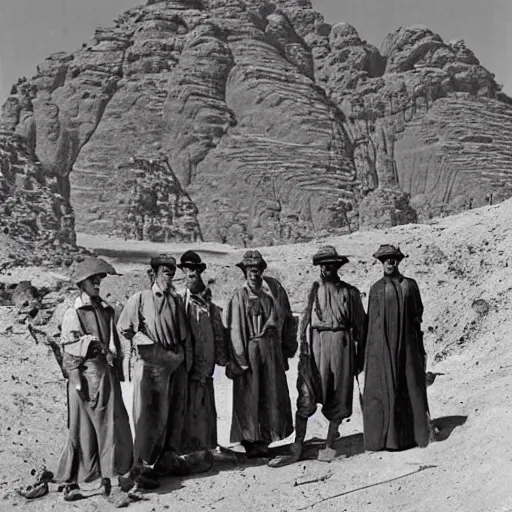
left=73, top=257, right=119, bottom=285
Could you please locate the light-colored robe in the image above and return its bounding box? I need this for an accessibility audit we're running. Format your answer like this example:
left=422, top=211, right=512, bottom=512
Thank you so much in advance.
left=225, top=277, right=297, bottom=444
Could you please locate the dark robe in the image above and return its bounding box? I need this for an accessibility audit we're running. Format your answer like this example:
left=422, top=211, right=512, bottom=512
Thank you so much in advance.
left=296, top=279, right=367, bottom=422
left=225, top=279, right=295, bottom=444
left=182, top=286, right=228, bottom=453
left=56, top=295, right=133, bottom=484
left=363, top=275, right=430, bottom=451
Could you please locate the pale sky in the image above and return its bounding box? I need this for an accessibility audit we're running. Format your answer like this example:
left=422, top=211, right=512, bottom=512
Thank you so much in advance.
left=0, top=0, right=510, bottom=104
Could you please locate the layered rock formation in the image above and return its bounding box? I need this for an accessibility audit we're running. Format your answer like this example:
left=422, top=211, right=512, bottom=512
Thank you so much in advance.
left=0, top=134, right=77, bottom=259
left=2, top=0, right=512, bottom=244
left=118, top=157, right=202, bottom=242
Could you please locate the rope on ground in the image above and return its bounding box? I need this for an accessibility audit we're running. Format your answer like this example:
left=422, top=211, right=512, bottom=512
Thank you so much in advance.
left=297, top=464, right=438, bottom=511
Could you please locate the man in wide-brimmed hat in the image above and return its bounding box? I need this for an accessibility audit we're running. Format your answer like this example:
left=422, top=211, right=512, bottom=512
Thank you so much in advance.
left=55, top=257, right=133, bottom=500
left=270, top=245, right=367, bottom=467
left=177, top=251, right=228, bottom=458
left=363, top=244, right=430, bottom=451
left=225, top=250, right=297, bottom=458
left=117, top=254, right=192, bottom=486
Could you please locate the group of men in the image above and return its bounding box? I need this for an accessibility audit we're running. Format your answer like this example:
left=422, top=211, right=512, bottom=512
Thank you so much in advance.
left=21, top=243, right=432, bottom=501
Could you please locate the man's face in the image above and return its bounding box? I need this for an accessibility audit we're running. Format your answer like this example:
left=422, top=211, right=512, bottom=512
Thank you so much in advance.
left=246, top=267, right=263, bottom=288
left=184, top=267, right=201, bottom=290
left=383, top=257, right=399, bottom=276
left=320, top=263, right=338, bottom=279
left=155, top=264, right=176, bottom=291
left=80, top=274, right=103, bottom=298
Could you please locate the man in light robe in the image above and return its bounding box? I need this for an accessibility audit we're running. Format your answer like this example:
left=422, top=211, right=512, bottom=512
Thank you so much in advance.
left=178, top=251, right=228, bottom=456
left=56, top=258, right=133, bottom=500
left=363, top=245, right=430, bottom=451
left=117, top=254, right=192, bottom=486
left=270, top=246, right=367, bottom=467
left=225, top=250, right=297, bottom=458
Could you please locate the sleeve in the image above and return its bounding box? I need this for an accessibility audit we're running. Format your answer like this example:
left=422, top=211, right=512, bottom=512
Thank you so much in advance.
left=278, top=285, right=298, bottom=360
left=350, top=286, right=368, bottom=374
left=116, top=293, right=141, bottom=381
left=226, top=292, right=249, bottom=371
left=60, top=307, right=82, bottom=351
left=60, top=308, right=84, bottom=376
left=297, top=282, right=318, bottom=356
left=211, top=303, right=228, bottom=366
left=410, top=279, right=426, bottom=359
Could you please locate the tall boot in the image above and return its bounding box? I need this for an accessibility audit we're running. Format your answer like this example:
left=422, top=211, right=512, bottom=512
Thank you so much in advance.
left=317, top=420, right=341, bottom=462
left=268, top=414, right=308, bottom=468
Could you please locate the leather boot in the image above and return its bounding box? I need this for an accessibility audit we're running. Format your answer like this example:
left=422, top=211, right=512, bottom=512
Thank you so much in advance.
left=268, top=414, right=308, bottom=468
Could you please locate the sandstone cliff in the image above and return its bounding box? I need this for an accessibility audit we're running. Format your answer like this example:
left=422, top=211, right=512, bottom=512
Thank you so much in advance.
left=0, top=133, right=78, bottom=267
left=2, top=0, right=511, bottom=245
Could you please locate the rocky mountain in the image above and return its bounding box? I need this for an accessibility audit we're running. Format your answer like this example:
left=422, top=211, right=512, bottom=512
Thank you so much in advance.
left=2, top=0, right=512, bottom=246
left=0, top=133, right=80, bottom=268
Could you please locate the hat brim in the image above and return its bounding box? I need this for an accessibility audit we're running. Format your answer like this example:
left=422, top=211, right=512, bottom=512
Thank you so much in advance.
left=374, top=253, right=405, bottom=262
left=313, top=257, right=349, bottom=267
left=236, top=262, right=267, bottom=271
left=178, top=262, right=207, bottom=272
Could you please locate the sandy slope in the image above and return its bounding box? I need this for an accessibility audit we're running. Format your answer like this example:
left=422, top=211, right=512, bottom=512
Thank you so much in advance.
left=2, top=201, right=512, bottom=511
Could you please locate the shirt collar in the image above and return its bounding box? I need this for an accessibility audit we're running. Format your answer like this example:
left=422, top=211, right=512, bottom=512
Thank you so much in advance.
left=152, top=282, right=177, bottom=297
left=74, top=293, right=109, bottom=310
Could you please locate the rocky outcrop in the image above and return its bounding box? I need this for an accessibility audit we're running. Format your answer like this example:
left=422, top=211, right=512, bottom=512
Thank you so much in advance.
left=118, top=157, right=202, bottom=242
left=0, top=133, right=85, bottom=268
left=2, top=1, right=512, bottom=243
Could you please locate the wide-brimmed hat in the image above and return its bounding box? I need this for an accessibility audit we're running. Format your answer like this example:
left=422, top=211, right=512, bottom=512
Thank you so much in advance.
left=312, top=245, right=349, bottom=267
left=73, top=257, right=119, bottom=285
left=149, top=254, right=177, bottom=270
left=235, top=250, right=267, bottom=272
left=373, top=244, right=406, bottom=262
left=177, top=250, right=206, bottom=273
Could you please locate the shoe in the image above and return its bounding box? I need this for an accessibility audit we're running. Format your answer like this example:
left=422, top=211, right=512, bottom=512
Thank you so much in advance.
left=18, top=482, right=49, bottom=499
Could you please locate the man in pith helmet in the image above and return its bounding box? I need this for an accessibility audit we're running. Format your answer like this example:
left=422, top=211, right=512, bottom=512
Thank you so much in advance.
left=225, top=250, right=297, bottom=458
left=117, top=254, right=192, bottom=487
left=56, top=257, right=133, bottom=500
left=270, top=245, right=367, bottom=467
left=363, top=245, right=431, bottom=451
left=178, top=251, right=228, bottom=456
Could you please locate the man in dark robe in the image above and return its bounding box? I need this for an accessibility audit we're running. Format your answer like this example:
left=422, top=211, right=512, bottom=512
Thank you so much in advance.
left=225, top=250, right=297, bottom=458
left=178, top=251, right=228, bottom=456
left=117, top=254, right=192, bottom=486
left=270, top=246, right=367, bottom=467
left=363, top=244, right=430, bottom=451
left=56, top=258, right=133, bottom=500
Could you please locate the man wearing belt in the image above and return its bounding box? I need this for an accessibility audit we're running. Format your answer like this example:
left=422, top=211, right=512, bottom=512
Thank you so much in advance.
left=117, top=254, right=192, bottom=484
left=269, top=246, right=367, bottom=467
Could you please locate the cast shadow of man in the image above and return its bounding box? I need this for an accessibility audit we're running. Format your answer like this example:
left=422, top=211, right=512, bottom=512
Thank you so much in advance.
left=432, top=415, right=468, bottom=442
left=154, top=449, right=272, bottom=495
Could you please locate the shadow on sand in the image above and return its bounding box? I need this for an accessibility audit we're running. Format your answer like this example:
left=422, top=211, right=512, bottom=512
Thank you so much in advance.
left=153, top=417, right=467, bottom=494
left=432, top=415, right=468, bottom=442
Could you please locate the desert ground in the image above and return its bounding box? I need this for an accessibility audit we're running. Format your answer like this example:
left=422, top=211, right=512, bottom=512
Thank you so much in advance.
left=2, top=200, right=512, bottom=511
